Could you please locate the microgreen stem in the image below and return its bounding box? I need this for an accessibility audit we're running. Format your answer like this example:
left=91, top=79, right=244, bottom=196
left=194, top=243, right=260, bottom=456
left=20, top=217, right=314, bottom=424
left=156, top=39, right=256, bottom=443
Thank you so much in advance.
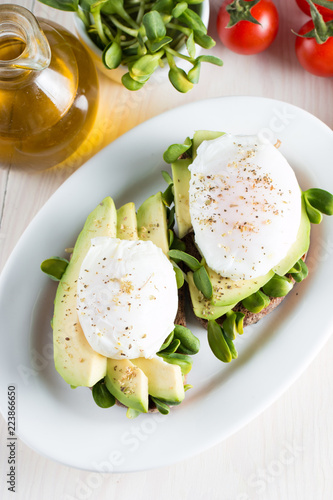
left=136, top=0, right=146, bottom=24
left=167, top=22, right=191, bottom=36
left=77, top=6, right=90, bottom=28
left=92, top=9, right=109, bottom=45
left=120, top=38, right=139, bottom=47
left=165, top=46, right=195, bottom=63
left=166, top=50, right=176, bottom=68
left=172, top=33, right=187, bottom=51
left=102, top=23, right=115, bottom=41
left=109, top=15, right=139, bottom=37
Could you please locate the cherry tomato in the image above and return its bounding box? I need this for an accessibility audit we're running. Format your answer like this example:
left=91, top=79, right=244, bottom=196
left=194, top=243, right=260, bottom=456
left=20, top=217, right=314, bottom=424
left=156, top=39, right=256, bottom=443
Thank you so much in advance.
left=295, top=20, right=333, bottom=76
left=296, top=0, right=333, bottom=21
left=216, top=0, right=279, bottom=55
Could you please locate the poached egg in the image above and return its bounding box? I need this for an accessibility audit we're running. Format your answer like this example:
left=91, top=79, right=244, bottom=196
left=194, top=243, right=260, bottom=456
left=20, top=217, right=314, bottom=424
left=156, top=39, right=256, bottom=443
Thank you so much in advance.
left=189, top=134, right=302, bottom=280
left=77, top=237, right=178, bottom=359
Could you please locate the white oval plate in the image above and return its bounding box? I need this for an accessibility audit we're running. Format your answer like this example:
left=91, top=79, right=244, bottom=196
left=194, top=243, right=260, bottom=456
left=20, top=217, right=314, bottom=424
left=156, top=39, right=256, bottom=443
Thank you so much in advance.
left=1, top=96, right=333, bottom=472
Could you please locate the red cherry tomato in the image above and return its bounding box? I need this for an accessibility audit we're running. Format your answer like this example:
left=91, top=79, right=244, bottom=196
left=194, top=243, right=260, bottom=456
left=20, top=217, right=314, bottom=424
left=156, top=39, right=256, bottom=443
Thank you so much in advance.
left=296, top=0, right=333, bottom=21
left=216, top=0, right=279, bottom=55
left=295, top=20, right=333, bottom=77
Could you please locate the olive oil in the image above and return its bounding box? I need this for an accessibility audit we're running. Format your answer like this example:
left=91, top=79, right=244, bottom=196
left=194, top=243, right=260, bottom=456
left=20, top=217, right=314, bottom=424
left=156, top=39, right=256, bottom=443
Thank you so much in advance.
left=0, top=36, right=26, bottom=61
left=0, top=11, right=98, bottom=171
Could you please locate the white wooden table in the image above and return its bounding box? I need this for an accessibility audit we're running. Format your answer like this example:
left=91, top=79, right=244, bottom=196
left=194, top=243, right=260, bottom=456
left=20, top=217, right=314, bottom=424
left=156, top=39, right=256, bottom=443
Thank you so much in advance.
left=1, top=0, right=333, bottom=498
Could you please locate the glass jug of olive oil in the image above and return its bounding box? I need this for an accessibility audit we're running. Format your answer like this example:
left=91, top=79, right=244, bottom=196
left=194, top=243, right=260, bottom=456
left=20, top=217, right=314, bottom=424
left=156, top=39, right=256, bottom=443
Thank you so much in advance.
left=0, top=4, right=99, bottom=170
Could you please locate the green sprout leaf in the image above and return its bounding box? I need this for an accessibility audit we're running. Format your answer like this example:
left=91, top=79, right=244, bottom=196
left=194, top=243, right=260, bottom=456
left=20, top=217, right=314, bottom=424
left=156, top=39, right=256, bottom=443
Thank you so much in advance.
left=41, top=257, right=69, bottom=281
left=173, top=324, right=200, bottom=355
left=223, top=310, right=244, bottom=340
left=197, top=55, right=223, bottom=66
left=151, top=396, right=170, bottom=415
left=143, top=10, right=166, bottom=40
left=122, top=72, right=145, bottom=90
left=262, top=274, right=294, bottom=297
left=207, top=320, right=232, bottom=363
left=160, top=353, right=193, bottom=375
left=102, top=40, right=122, bottom=69
left=223, top=331, right=238, bottom=360
left=303, top=188, right=333, bottom=217
left=172, top=1, right=188, bottom=17
left=162, top=183, right=174, bottom=206
left=158, top=338, right=181, bottom=355
left=162, top=170, right=173, bottom=185
left=152, top=0, right=174, bottom=14
left=186, top=30, right=196, bottom=58
left=178, top=8, right=207, bottom=33
left=168, top=229, right=174, bottom=248
left=193, top=265, right=213, bottom=299
left=163, top=136, right=192, bottom=163
left=242, top=290, right=270, bottom=313
left=158, top=331, right=174, bottom=352
left=193, top=30, right=216, bottom=48
left=168, top=249, right=201, bottom=271
left=169, top=67, right=194, bottom=93
left=184, top=384, right=193, bottom=392
left=92, top=380, right=116, bottom=408
left=126, top=408, right=141, bottom=418
left=147, top=36, right=173, bottom=52
left=167, top=206, right=175, bottom=229
left=172, top=262, right=185, bottom=288
left=38, top=0, right=79, bottom=11
left=130, top=51, right=164, bottom=78
left=188, top=61, right=201, bottom=83
left=169, top=236, right=186, bottom=251
left=289, top=258, right=308, bottom=283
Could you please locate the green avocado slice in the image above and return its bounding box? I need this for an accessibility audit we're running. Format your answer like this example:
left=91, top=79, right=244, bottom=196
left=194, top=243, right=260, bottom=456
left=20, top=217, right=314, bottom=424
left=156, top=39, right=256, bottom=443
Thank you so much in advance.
left=137, top=192, right=169, bottom=254
left=187, top=271, right=236, bottom=320
left=172, top=130, right=225, bottom=238
left=105, top=359, right=149, bottom=413
left=132, top=357, right=185, bottom=403
left=117, top=202, right=138, bottom=241
left=53, top=197, right=116, bottom=387
left=172, top=158, right=192, bottom=239
left=273, top=196, right=310, bottom=276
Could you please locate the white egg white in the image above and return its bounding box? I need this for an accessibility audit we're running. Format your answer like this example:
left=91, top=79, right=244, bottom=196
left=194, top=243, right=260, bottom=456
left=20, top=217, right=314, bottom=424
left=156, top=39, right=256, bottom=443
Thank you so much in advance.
left=189, top=134, right=302, bottom=280
left=76, top=237, right=178, bottom=359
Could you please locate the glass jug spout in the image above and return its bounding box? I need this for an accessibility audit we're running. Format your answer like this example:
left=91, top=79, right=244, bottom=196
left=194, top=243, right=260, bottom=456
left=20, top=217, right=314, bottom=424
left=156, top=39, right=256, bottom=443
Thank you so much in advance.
left=0, top=4, right=51, bottom=75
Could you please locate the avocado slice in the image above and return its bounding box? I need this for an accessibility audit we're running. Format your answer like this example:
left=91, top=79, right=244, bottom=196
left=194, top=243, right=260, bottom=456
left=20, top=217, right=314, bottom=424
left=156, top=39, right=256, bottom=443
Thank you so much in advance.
left=172, top=131, right=225, bottom=237
left=192, top=130, right=225, bottom=159
left=273, top=197, right=310, bottom=276
left=188, top=271, right=236, bottom=320
left=172, top=158, right=192, bottom=239
left=105, top=358, right=149, bottom=413
left=132, top=357, right=185, bottom=403
left=207, top=266, right=274, bottom=307
left=117, top=202, right=138, bottom=240
left=53, top=197, right=116, bottom=387
left=137, top=192, right=169, bottom=254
